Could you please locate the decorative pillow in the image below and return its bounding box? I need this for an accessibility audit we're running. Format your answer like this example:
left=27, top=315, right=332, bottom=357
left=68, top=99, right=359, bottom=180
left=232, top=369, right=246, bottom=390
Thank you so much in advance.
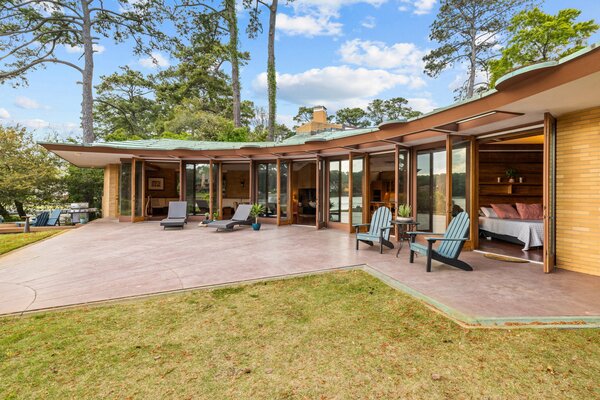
left=515, top=203, right=543, bottom=220
left=490, top=203, right=520, bottom=219
left=480, top=207, right=498, bottom=218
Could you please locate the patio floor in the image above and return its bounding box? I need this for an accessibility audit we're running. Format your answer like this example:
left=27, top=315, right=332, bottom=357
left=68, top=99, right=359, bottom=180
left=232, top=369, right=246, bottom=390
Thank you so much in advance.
left=1, top=218, right=599, bottom=327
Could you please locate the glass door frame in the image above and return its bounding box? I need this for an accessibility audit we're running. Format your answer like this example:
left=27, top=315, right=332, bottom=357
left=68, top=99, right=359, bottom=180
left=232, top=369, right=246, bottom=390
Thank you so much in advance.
left=412, top=142, right=447, bottom=233
left=132, top=158, right=145, bottom=222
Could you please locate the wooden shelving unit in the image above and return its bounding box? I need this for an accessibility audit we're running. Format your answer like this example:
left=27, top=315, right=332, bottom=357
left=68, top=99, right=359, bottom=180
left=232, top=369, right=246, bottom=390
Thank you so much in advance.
left=479, top=182, right=542, bottom=197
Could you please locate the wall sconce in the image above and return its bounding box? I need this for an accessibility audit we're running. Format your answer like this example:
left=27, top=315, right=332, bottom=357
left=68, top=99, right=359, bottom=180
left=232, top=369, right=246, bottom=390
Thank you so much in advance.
left=240, top=179, right=246, bottom=188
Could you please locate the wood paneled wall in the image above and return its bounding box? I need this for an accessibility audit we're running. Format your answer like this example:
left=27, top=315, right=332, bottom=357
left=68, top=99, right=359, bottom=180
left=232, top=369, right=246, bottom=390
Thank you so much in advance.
left=556, top=107, right=600, bottom=276
left=102, top=164, right=120, bottom=218
left=478, top=145, right=543, bottom=206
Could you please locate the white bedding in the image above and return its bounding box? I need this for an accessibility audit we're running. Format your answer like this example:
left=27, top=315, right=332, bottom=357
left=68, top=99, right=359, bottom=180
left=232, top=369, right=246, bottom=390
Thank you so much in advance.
left=479, top=217, right=544, bottom=251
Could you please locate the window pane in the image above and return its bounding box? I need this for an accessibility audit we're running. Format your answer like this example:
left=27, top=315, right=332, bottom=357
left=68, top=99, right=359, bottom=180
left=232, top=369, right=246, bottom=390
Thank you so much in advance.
left=452, top=146, right=468, bottom=217
left=211, top=163, right=220, bottom=216
left=340, top=160, right=350, bottom=223
left=134, top=160, right=143, bottom=216
left=186, top=164, right=195, bottom=214
left=280, top=162, right=288, bottom=220
left=352, top=158, right=363, bottom=225
left=119, top=162, right=132, bottom=216
left=267, top=163, right=277, bottom=217
left=398, top=150, right=409, bottom=205
left=329, top=161, right=341, bottom=222
left=196, top=164, right=210, bottom=215
left=416, top=153, right=430, bottom=231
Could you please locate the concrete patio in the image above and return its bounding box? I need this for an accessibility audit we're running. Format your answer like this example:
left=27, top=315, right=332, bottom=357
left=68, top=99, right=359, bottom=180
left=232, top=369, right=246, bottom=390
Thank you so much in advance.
left=1, top=218, right=599, bottom=327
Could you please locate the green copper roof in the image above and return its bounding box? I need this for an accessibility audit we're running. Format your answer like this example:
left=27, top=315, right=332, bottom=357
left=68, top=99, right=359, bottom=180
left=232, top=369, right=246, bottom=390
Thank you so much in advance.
left=39, top=127, right=380, bottom=151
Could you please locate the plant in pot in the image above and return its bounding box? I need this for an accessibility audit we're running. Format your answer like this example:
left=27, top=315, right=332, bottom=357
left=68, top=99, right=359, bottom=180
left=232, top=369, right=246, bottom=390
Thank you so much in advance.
left=505, top=167, right=518, bottom=183
left=396, top=204, right=413, bottom=222
left=250, top=203, right=265, bottom=231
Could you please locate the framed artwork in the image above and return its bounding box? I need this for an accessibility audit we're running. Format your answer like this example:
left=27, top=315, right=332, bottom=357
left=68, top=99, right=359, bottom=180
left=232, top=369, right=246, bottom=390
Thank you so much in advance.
left=148, top=177, right=164, bottom=191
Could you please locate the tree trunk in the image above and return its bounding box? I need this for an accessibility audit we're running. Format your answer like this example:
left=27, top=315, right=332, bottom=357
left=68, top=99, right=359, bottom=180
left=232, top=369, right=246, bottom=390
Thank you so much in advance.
left=266, top=0, right=278, bottom=141
left=81, top=0, right=95, bottom=143
left=467, top=16, right=477, bottom=98
left=14, top=201, right=25, bottom=218
left=0, top=203, right=10, bottom=220
left=227, top=0, right=242, bottom=128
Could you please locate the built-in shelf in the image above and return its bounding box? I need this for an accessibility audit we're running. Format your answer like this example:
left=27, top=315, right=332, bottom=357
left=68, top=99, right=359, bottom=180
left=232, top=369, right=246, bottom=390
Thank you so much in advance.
left=479, top=181, right=543, bottom=197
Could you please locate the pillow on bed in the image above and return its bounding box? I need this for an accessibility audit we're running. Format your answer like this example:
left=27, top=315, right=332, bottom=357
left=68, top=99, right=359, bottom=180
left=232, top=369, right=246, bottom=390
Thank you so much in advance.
left=490, top=203, right=520, bottom=219
left=515, top=203, right=543, bottom=220
left=480, top=207, right=498, bottom=218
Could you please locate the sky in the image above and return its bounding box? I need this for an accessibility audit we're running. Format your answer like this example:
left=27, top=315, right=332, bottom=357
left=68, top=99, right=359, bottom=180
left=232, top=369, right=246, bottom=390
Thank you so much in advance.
left=1, top=0, right=600, bottom=140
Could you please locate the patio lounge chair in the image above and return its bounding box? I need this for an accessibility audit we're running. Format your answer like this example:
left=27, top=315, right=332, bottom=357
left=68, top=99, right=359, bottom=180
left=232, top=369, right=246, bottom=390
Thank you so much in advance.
left=354, top=206, right=394, bottom=254
left=160, top=201, right=188, bottom=230
left=207, top=204, right=253, bottom=231
left=408, top=212, right=472, bottom=272
left=32, top=211, right=50, bottom=227
left=46, top=209, right=62, bottom=226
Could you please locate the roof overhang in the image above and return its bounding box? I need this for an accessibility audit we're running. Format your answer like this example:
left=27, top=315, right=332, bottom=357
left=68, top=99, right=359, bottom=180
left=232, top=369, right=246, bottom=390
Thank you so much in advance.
left=42, top=43, right=600, bottom=168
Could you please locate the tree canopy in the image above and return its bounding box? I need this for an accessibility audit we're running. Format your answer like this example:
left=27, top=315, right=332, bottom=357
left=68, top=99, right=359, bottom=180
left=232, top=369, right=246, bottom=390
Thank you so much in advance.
left=423, top=0, right=532, bottom=99
left=489, top=8, right=599, bottom=86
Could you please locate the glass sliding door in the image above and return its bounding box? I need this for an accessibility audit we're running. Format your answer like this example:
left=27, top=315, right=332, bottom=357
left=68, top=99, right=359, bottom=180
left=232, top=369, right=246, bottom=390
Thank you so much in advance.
left=328, top=159, right=350, bottom=223
left=279, top=161, right=289, bottom=222
left=134, top=160, right=144, bottom=218
left=211, top=162, right=220, bottom=218
left=398, top=150, right=409, bottom=206
left=416, top=149, right=447, bottom=232
left=369, top=152, right=396, bottom=218
left=186, top=163, right=210, bottom=215
left=257, top=162, right=277, bottom=217
left=351, top=157, right=364, bottom=225
left=119, top=162, right=132, bottom=217
left=451, top=145, right=469, bottom=217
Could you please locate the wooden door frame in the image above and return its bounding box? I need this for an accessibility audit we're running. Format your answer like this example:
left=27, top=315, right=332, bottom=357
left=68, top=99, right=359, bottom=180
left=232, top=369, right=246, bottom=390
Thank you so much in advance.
left=543, top=112, right=557, bottom=273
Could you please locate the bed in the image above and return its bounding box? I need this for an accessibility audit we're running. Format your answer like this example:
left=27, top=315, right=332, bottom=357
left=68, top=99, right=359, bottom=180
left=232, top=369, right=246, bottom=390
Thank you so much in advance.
left=479, top=217, right=543, bottom=251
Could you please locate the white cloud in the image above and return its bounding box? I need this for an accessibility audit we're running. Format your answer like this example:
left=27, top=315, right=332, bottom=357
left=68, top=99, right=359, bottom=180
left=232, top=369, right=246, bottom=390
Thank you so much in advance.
left=278, top=13, right=342, bottom=37
left=339, top=39, right=427, bottom=72
left=407, top=97, right=437, bottom=113
left=292, top=0, right=387, bottom=18
left=22, top=119, right=50, bottom=129
left=14, top=96, right=46, bottom=110
left=399, top=0, right=436, bottom=15
left=64, top=44, right=106, bottom=54
left=253, top=66, right=425, bottom=109
left=361, top=16, right=376, bottom=29
left=0, top=108, right=10, bottom=119
left=139, top=52, right=170, bottom=69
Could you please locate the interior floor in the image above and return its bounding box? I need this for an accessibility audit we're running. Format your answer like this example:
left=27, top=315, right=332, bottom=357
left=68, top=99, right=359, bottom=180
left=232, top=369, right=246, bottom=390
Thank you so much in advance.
left=477, top=237, right=543, bottom=263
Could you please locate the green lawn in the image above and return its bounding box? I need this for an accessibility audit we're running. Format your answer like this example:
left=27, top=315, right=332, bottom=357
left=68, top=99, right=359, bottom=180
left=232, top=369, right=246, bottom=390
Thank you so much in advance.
left=0, top=231, right=63, bottom=256
left=1, top=270, right=599, bottom=399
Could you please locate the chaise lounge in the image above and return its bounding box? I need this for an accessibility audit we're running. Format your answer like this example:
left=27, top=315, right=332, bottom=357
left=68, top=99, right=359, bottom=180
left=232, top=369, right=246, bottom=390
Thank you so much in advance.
left=208, top=204, right=253, bottom=231
left=160, top=201, right=188, bottom=230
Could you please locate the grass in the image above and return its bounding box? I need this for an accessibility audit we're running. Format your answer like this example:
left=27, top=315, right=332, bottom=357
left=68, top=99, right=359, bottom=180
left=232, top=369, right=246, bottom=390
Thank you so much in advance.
left=1, top=270, right=599, bottom=399
left=0, top=231, right=63, bottom=256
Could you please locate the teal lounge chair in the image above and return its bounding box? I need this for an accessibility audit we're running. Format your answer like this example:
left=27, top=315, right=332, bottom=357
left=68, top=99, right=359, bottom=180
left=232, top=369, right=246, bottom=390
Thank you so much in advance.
left=408, top=212, right=472, bottom=272
left=46, top=209, right=62, bottom=226
left=354, top=206, right=394, bottom=254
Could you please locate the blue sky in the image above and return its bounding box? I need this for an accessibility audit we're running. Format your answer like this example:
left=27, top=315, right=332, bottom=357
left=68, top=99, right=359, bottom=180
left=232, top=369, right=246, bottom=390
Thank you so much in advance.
left=1, top=0, right=600, bottom=139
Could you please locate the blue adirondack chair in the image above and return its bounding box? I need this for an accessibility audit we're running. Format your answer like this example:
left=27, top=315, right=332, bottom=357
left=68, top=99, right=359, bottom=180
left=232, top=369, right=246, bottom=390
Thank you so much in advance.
left=408, top=212, right=472, bottom=272
left=354, top=206, right=394, bottom=254
left=46, top=209, right=62, bottom=226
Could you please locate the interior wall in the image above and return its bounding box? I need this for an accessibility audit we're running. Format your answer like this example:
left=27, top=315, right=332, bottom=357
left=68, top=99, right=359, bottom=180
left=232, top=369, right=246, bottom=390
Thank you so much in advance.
left=478, top=144, right=543, bottom=206
left=556, top=106, right=600, bottom=276
left=146, top=165, right=179, bottom=198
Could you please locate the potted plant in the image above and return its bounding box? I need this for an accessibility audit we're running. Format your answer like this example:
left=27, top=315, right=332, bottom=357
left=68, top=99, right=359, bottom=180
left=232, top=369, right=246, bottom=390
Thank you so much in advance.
left=250, top=203, right=265, bottom=231
left=505, top=167, right=518, bottom=183
left=396, top=204, right=413, bottom=222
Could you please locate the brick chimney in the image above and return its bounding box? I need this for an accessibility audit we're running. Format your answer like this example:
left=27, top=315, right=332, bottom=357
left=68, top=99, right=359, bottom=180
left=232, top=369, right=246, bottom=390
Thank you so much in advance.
left=312, top=106, right=328, bottom=124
